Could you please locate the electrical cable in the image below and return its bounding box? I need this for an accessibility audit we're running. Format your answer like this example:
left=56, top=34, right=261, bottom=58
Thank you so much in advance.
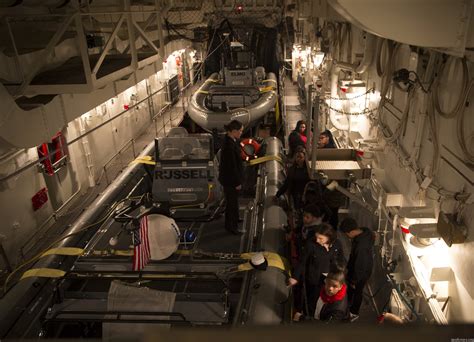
left=376, top=39, right=389, bottom=78
left=456, top=78, right=474, bottom=165
left=409, top=71, right=430, bottom=93
left=427, top=93, right=440, bottom=175
left=432, top=56, right=469, bottom=119
left=376, top=40, right=397, bottom=138
left=165, top=19, right=194, bottom=41
left=381, top=68, right=415, bottom=143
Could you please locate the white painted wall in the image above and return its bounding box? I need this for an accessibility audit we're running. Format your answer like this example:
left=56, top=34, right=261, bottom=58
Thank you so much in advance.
left=0, top=150, right=53, bottom=266
left=360, top=38, right=474, bottom=323
left=308, top=18, right=474, bottom=322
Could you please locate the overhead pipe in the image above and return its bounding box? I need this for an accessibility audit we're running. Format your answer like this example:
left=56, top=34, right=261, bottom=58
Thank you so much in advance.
left=187, top=72, right=278, bottom=132
left=328, top=33, right=376, bottom=130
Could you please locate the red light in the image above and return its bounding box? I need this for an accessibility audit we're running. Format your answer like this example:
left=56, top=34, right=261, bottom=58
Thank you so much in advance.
left=123, top=104, right=130, bottom=110
left=236, top=4, right=243, bottom=13
left=400, top=225, right=410, bottom=234
left=356, top=150, right=364, bottom=157
left=340, top=86, right=348, bottom=93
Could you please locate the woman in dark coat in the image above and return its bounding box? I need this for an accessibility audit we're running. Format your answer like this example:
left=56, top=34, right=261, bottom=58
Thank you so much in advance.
left=289, top=223, right=345, bottom=319
left=288, top=120, right=307, bottom=157
left=218, top=120, right=244, bottom=234
left=275, top=149, right=309, bottom=210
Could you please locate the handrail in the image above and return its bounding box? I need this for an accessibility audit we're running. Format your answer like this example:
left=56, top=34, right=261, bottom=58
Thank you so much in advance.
left=103, top=138, right=136, bottom=185
left=46, top=310, right=192, bottom=325
left=0, top=83, right=173, bottom=183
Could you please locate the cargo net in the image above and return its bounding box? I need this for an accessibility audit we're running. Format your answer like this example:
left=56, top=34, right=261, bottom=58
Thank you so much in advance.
left=164, top=0, right=284, bottom=42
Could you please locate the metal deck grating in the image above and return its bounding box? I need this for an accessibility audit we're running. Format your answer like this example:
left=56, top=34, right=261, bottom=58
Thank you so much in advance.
left=312, top=160, right=361, bottom=170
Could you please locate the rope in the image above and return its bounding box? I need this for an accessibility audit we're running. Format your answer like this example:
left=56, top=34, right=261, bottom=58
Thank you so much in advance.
left=324, top=105, right=379, bottom=116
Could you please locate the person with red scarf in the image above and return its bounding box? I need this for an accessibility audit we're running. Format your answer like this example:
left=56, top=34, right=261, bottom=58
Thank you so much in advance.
left=314, top=271, right=349, bottom=322
left=289, top=223, right=345, bottom=321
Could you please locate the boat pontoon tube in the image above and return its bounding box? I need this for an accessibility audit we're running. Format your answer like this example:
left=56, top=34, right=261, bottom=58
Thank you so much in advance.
left=188, top=72, right=278, bottom=131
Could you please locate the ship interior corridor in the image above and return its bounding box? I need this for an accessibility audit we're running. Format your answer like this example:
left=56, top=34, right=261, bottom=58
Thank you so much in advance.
left=1, top=0, right=474, bottom=339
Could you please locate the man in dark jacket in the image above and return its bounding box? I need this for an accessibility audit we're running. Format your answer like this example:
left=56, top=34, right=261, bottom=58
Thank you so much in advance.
left=339, top=217, right=374, bottom=321
left=218, top=120, right=244, bottom=234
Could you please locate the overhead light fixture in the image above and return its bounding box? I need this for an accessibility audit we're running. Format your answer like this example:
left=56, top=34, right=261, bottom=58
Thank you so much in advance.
left=313, top=51, right=325, bottom=67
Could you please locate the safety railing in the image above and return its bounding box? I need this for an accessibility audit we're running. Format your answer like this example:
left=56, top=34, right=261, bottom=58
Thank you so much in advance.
left=12, top=79, right=196, bottom=262
left=103, top=138, right=136, bottom=186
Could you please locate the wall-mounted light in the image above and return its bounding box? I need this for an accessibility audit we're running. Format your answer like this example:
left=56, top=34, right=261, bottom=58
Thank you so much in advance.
left=313, top=51, right=325, bottom=67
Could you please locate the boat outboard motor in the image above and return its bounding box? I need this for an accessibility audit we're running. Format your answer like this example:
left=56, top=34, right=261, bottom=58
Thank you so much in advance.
left=152, top=128, right=221, bottom=218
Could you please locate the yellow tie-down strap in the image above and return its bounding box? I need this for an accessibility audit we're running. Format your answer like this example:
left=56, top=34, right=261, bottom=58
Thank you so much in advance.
left=262, top=79, right=277, bottom=84
left=205, top=78, right=220, bottom=83
left=249, top=155, right=283, bottom=166
left=197, top=90, right=209, bottom=94
left=259, top=85, right=276, bottom=93
left=41, top=247, right=84, bottom=258
left=238, top=251, right=291, bottom=275
left=20, top=268, right=66, bottom=281
left=130, top=155, right=156, bottom=166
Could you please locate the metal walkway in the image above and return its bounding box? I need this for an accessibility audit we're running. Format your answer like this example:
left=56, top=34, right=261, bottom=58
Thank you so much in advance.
left=282, top=77, right=306, bottom=151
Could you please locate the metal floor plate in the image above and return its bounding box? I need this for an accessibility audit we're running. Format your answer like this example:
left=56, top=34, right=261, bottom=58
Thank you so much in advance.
left=313, top=160, right=361, bottom=170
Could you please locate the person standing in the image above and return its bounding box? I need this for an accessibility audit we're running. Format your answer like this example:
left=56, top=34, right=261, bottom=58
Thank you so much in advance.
left=318, top=129, right=336, bottom=149
left=339, top=217, right=375, bottom=321
left=288, top=120, right=307, bottom=157
left=219, top=120, right=244, bottom=234
left=289, top=223, right=345, bottom=320
left=275, top=149, right=309, bottom=211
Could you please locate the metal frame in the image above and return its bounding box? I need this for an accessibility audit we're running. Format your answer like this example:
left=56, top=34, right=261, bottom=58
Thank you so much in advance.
left=63, top=270, right=229, bottom=286
left=45, top=310, right=191, bottom=325
left=5, top=2, right=166, bottom=97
